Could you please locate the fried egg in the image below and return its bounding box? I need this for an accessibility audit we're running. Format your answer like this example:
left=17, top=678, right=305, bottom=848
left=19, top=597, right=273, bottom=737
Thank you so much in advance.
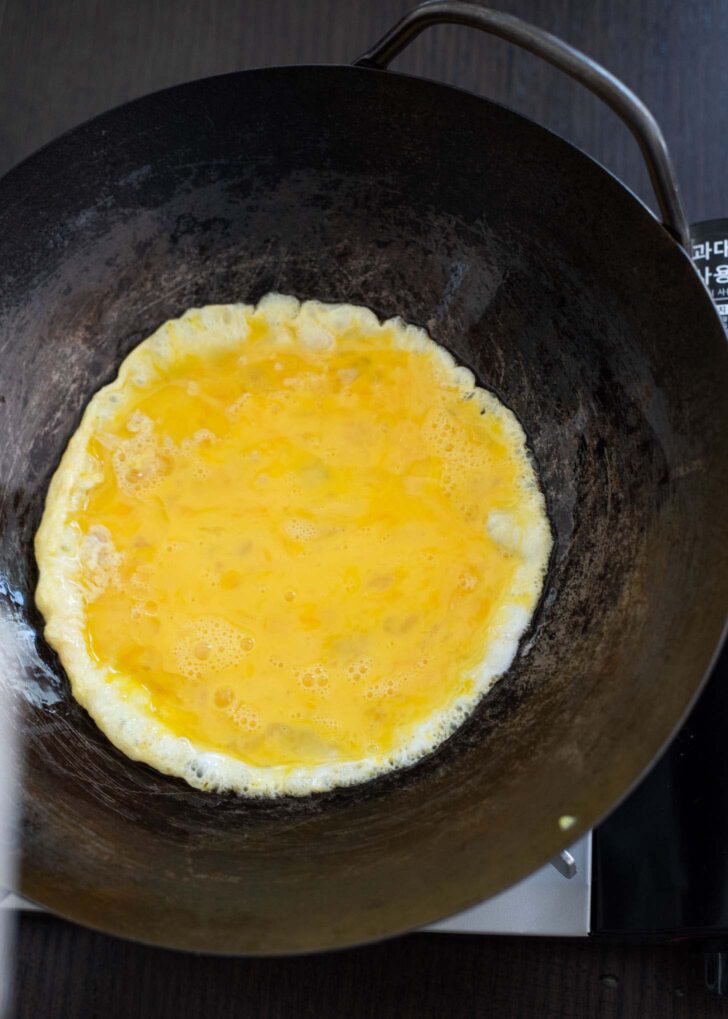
left=35, top=295, right=551, bottom=796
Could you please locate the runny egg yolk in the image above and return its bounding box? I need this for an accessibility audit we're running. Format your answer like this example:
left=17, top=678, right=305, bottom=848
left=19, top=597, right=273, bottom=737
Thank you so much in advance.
left=40, top=298, right=551, bottom=790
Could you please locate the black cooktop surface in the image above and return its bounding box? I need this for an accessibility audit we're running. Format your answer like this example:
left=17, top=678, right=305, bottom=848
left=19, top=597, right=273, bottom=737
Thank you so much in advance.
left=593, top=638, right=728, bottom=935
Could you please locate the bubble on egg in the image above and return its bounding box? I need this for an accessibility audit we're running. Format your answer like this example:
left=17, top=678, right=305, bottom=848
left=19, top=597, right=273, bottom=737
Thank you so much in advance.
left=174, top=617, right=254, bottom=681
left=284, top=518, right=318, bottom=543
left=296, top=664, right=330, bottom=693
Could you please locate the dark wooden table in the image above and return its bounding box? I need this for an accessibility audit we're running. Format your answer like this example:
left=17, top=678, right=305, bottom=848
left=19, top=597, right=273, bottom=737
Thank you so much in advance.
left=2, top=1, right=727, bottom=1016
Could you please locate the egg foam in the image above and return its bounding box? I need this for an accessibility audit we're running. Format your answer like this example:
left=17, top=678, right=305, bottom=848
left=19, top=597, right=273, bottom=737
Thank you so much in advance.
left=35, top=295, right=552, bottom=797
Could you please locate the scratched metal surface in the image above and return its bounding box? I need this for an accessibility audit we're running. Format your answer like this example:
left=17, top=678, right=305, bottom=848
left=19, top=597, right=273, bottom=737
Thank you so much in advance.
left=0, top=66, right=726, bottom=953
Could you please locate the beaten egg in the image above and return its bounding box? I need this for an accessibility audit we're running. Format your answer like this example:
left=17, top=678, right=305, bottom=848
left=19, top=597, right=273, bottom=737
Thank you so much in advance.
left=35, top=295, right=552, bottom=795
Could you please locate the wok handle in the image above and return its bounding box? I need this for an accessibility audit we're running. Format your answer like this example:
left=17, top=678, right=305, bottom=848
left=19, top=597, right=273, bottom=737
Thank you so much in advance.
left=355, top=0, right=690, bottom=249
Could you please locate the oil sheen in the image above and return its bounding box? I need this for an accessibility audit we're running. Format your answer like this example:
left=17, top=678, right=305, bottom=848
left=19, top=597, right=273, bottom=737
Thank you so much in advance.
left=35, top=295, right=552, bottom=796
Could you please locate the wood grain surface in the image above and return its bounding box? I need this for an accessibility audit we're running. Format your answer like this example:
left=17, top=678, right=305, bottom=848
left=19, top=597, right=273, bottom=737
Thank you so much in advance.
left=1, top=0, right=726, bottom=218
left=10, top=915, right=726, bottom=1019
left=2, top=1, right=727, bottom=1016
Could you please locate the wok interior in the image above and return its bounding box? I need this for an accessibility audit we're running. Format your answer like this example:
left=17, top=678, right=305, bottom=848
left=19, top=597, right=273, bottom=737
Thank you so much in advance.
left=0, top=67, right=725, bottom=952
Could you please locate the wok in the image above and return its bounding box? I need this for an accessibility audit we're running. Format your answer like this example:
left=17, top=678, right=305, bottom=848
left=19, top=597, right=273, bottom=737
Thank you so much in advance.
left=0, top=1, right=726, bottom=953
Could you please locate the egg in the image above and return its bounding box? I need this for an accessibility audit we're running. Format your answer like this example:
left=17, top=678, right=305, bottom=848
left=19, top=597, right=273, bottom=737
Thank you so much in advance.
left=34, top=295, right=552, bottom=796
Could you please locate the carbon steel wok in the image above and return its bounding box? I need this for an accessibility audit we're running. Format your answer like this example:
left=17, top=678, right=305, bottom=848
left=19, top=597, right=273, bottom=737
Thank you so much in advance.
left=0, top=2, right=726, bottom=954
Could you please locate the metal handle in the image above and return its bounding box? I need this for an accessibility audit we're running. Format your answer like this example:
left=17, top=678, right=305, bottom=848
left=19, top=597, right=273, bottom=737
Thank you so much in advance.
left=355, top=0, right=690, bottom=248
